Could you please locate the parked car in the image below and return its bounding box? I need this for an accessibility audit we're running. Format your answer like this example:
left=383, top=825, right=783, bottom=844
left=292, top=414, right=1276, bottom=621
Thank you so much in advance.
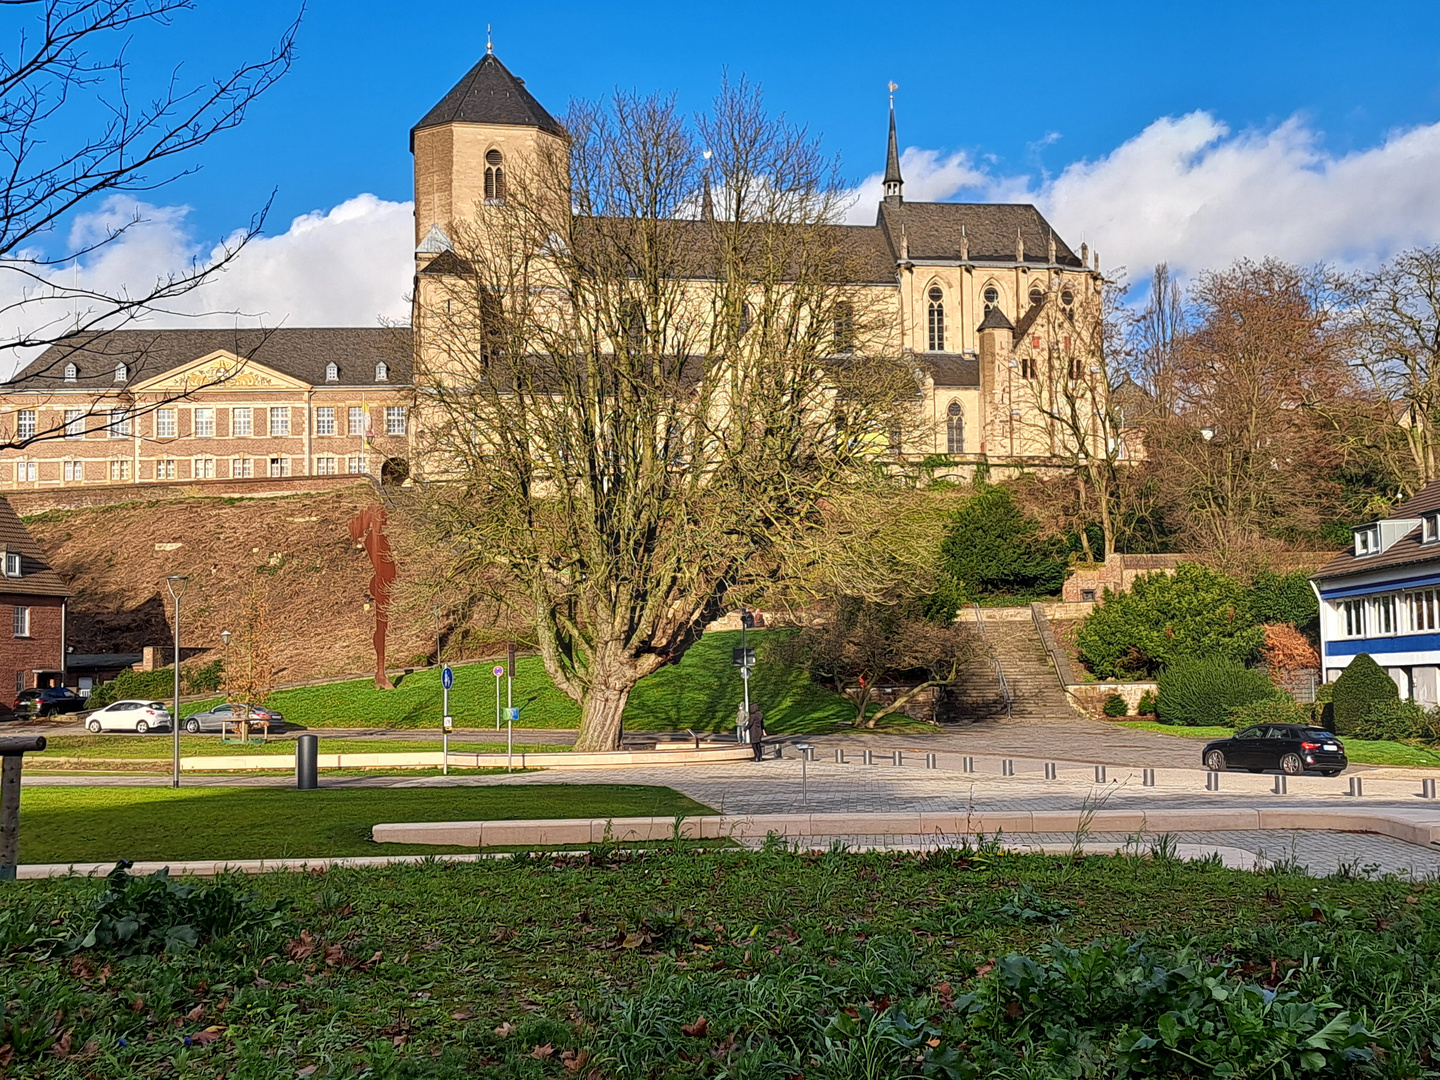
left=181, top=702, right=286, bottom=734
left=85, top=700, right=172, bottom=733
left=15, top=686, right=89, bottom=717
left=1203, top=725, right=1347, bottom=776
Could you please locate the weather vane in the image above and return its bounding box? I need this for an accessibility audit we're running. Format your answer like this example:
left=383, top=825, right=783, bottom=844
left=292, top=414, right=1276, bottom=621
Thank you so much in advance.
left=888, top=80, right=898, bottom=106
left=486, top=24, right=493, bottom=54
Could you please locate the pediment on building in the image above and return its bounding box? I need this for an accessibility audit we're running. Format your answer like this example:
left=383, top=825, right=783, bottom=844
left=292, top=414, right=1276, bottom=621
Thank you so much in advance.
left=130, top=350, right=312, bottom=394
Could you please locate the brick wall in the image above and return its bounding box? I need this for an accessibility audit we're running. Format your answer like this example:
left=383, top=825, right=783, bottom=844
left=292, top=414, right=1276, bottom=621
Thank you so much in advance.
left=0, top=592, right=64, bottom=696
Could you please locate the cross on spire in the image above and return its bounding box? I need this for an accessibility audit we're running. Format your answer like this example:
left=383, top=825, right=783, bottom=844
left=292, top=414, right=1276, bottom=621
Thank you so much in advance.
left=486, top=24, right=493, bottom=54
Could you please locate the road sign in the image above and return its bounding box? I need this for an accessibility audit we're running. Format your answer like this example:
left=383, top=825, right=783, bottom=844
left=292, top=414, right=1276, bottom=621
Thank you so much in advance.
left=443, top=714, right=453, bottom=731
left=732, top=647, right=755, bottom=667
left=493, top=665, right=505, bottom=677
left=506, top=707, right=519, bottom=721
left=442, top=666, right=454, bottom=690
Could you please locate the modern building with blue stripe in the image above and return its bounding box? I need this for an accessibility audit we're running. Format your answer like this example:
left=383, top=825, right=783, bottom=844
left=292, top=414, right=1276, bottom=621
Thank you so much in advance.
left=1312, top=482, right=1440, bottom=704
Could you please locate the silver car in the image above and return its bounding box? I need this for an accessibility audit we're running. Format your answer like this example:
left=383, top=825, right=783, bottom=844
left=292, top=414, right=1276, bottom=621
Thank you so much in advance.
left=181, top=702, right=286, bottom=734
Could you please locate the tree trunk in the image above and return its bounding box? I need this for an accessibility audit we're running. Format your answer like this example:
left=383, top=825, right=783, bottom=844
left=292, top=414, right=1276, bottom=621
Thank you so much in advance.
left=573, top=680, right=633, bottom=752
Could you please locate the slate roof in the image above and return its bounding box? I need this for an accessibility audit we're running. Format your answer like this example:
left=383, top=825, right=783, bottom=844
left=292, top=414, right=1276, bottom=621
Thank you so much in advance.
left=877, top=202, right=1084, bottom=267
left=979, top=306, right=1015, bottom=331
left=0, top=497, right=68, bottom=597
left=8, top=328, right=413, bottom=392
left=924, top=354, right=980, bottom=388
left=884, top=106, right=903, bottom=187
left=412, top=52, right=565, bottom=146
left=1312, top=479, right=1440, bottom=582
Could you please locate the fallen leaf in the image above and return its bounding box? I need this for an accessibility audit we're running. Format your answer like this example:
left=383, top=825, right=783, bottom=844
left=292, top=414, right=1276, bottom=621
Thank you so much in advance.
left=530, top=1043, right=555, bottom=1060
left=190, top=1026, right=224, bottom=1047
left=253, top=977, right=273, bottom=989
left=681, top=1017, right=709, bottom=1038
left=493, top=1022, right=515, bottom=1037
left=392, top=1034, right=410, bottom=1048
left=562, top=1048, right=591, bottom=1073
left=297, top=1066, right=318, bottom=1077
left=49, top=1031, right=73, bottom=1059
left=1406, top=895, right=1420, bottom=905
left=1004, top=1001, right=1023, bottom=1020
left=186, top=1004, right=206, bottom=1022
left=287, top=930, right=316, bottom=961
left=323, top=944, right=346, bottom=967
left=974, top=960, right=995, bottom=978
left=451, top=1009, right=474, bottom=1021
left=620, top=931, right=649, bottom=949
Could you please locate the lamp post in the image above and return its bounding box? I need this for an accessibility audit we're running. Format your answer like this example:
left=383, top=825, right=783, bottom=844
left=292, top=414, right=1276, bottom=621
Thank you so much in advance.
left=220, top=629, right=231, bottom=707
left=165, top=576, right=189, bottom=788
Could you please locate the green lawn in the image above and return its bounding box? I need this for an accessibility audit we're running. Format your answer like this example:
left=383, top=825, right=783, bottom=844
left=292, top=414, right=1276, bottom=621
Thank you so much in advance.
left=38, top=734, right=570, bottom=762
left=3, top=848, right=1437, bottom=1078
left=1117, top=720, right=1440, bottom=767
left=179, top=630, right=862, bottom=735
left=16, top=784, right=714, bottom=864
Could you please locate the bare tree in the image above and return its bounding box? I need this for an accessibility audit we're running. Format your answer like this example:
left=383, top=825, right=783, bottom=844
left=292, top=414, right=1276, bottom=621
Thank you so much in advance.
left=220, top=576, right=277, bottom=739
left=404, top=78, right=919, bottom=750
left=0, top=0, right=299, bottom=447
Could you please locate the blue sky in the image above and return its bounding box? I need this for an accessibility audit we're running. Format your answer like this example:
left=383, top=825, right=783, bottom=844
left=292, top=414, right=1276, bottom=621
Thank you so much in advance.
left=13, top=0, right=1440, bottom=341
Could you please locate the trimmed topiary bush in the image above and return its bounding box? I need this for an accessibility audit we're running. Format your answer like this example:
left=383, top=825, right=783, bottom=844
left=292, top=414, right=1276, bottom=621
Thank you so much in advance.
left=1228, top=696, right=1310, bottom=730
left=1102, top=693, right=1129, bottom=717
left=1135, top=689, right=1157, bottom=717
left=1329, top=654, right=1398, bottom=735
left=1156, top=658, right=1278, bottom=727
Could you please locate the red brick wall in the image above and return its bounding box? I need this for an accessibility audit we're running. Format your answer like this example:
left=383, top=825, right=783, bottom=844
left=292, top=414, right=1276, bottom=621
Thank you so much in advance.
left=0, top=592, right=64, bottom=698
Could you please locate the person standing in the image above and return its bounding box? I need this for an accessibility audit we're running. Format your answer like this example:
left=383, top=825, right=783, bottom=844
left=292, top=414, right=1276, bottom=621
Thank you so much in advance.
left=747, top=703, right=765, bottom=761
left=736, top=700, right=749, bottom=744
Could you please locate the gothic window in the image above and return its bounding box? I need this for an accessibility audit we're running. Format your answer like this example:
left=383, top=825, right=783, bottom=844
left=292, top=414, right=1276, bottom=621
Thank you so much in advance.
left=983, top=285, right=1000, bottom=309
left=325, top=362, right=339, bottom=382
left=1069, top=356, right=1083, bottom=380
left=484, top=149, right=505, bottom=203
left=927, top=286, right=945, bottom=352
left=946, top=400, right=964, bottom=454
left=1028, top=286, right=1044, bottom=306
left=832, top=300, right=854, bottom=352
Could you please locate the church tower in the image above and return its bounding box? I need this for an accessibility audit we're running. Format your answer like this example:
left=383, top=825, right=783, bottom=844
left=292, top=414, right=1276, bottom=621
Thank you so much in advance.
left=410, top=47, right=567, bottom=252
left=883, top=87, right=903, bottom=206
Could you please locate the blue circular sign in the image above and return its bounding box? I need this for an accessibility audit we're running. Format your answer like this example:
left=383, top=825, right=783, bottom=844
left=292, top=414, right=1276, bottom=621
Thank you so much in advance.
left=442, top=666, right=454, bottom=689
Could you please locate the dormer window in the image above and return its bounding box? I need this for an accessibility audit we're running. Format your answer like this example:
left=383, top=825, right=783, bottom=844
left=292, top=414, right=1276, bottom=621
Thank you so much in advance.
left=374, top=362, right=388, bottom=383
left=1424, top=512, right=1440, bottom=544
left=3, top=552, right=19, bottom=578
left=1355, top=525, right=1380, bottom=556
left=114, top=362, right=127, bottom=381
left=63, top=363, right=78, bottom=382
left=325, top=362, right=339, bottom=382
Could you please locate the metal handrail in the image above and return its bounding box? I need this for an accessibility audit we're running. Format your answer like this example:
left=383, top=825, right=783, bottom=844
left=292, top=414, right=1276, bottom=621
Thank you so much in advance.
left=971, top=603, right=1012, bottom=719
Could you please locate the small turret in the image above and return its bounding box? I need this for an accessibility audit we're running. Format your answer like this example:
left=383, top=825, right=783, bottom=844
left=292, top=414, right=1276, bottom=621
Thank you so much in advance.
left=960, top=225, right=968, bottom=262
left=883, top=82, right=903, bottom=205
left=1015, top=227, right=1024, bottom=263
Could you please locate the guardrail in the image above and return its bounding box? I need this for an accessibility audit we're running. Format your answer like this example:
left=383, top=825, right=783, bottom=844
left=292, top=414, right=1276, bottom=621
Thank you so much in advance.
left=972, top=603, right=1012, bottom=718
left=1029, top=602, right=1078, bottom=688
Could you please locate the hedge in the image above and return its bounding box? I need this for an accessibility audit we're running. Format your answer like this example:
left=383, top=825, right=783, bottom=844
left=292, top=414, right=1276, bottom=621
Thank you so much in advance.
left=1156, top=657, right=1278, bottom=727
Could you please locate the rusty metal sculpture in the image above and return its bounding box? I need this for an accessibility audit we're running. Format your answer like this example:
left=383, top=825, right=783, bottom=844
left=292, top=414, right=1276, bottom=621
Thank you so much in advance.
left=350, top=504, right=396, bottom=690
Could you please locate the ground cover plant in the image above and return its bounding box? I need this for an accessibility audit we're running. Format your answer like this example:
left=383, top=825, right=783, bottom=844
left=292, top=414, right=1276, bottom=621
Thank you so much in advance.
left=2, top=845, right=1438, bottom=1078
left=15, top=785, right=712, bottom=864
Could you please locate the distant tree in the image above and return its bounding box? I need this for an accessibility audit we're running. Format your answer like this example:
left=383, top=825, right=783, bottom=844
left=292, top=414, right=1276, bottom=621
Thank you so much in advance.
left=937, top=485, right=1068, bottom=602
left=221, top=578, right=277, bottom=738
left=1259, top=623, right=1320, bottom=685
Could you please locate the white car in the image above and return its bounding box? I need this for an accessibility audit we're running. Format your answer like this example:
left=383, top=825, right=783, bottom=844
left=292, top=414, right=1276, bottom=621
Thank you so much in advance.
left=85, top=700, right=173, bottom=734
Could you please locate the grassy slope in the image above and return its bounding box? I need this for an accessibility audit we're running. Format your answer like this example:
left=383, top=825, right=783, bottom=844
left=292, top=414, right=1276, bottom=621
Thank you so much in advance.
left=1117, top=720, right=1440, bottom=767
left=180, top=630, right=862, bottom=735
left=17, top=785, right=714, bottom=864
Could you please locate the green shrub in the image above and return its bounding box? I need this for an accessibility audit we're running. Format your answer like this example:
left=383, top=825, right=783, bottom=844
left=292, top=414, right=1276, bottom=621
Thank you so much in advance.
left=1076, top=563, right=1264, bottom=679
left=1102, top=693, right=1129, bottom=717
left=1247, top=569, right=1320, bottom=640
left=1329, top=654, right=1398, bottom=735
left=1312, top=681, right=1336, bottom=729
left=87, top=659, right=224, bottom=708
left=1228, top=696, right=1309, bottom=730
left=1156, top=658, right=1278, bottom=727
left=1135, top=689, right=1157, bottom=716
left=937, top=485, right=1067, bottom=602
left=1349, top=699, right=1427, bottom=742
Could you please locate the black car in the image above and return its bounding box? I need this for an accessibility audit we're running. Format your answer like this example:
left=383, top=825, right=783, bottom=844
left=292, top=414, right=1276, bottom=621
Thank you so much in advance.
left=15, top=686, right=90, bottom=717
left=1203, top=724, right=1347, bottom=776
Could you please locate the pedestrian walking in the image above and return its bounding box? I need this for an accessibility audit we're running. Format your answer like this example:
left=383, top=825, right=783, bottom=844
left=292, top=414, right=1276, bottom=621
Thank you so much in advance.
left=747, top=703, right=765, bottom=761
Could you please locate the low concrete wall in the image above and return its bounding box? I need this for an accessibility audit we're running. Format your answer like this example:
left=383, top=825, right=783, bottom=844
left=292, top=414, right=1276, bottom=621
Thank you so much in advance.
left=178, top=742, right=752, bottom=771
left=1068, top=682, right=1158, bottom=717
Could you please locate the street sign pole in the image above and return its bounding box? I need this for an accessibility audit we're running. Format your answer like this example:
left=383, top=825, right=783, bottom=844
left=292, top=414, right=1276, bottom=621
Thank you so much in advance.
left=506, top=644, right=514, bottom=770
left=441, top=665, right=454, bottom=776
left=492, top=665, right=505, bottom=730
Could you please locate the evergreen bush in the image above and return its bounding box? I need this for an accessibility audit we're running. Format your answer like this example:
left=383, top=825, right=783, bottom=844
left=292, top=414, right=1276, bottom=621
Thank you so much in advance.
left=1156, top=658, right=1278, bottom=727
left=937, top=485, right=1067, bottom=603
left=86, top=659, right=224, bottom=708
left=1349, top=699, right=1426, bottom=742
left=1102, top=693, right=1129, bottom=717
left=1329, top=654, right=1398, bottom=735
left=1228, top=696, right=1310, bottom=730
left=1135, top=689, right=1158, bottom=716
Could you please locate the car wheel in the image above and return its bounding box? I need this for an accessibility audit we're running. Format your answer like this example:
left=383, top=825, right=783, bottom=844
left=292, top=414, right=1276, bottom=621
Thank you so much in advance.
left=135, top=720, right=149, bottom=735
left=1280, top=753, right=1303, bottom=775
left=87, top=718, right=102, bottom=733
left=1205, top=750, right=1226, bottom=771
left=185, top=718, right=201, bottom=734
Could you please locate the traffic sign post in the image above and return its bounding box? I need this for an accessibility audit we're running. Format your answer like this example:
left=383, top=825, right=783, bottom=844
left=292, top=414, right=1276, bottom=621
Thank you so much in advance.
left=505, top=644, right=515, bottom=767
left=493, top=665, right=504, bottom=730
left=441, top=666, right=454, bottom=775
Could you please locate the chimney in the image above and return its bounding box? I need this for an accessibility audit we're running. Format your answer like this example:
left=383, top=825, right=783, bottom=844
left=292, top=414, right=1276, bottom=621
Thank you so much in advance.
left=960, top=225, right=968, bottom=262
left=1015, top=228, right=1024, bottom=263
left=1048, top=232, right=1056, bottom=263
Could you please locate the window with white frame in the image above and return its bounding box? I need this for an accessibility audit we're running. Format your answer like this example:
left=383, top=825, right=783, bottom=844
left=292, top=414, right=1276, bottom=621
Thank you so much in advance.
left=1409, top=589, right=1439, bottom=632
left=108, top=459, right=130, bottom=482
left=14, top=461, right=35, bottom=483
left=232, top=457, right=253, bottom=478
left=64, top=409, right=84, bottom=439
left=325, top=362, right=339, bottom=382
left=109, top=408, right=131, bottom=438
left=1374, top=594, right=1397, bottom=635
left=1355, top=525, right=1379, bottom=556
left=385, top=406, right=406, bottom=436
left=347, top=455, right=365, bottom=474
left=232, top=407, right=253, bottom=437
left=1341, top=598, right=1367, bottom=638
left=155, top=459, right=176, bottom=480
left=194, top=408, right=215, bottom=438
left=1424, top=513, right=1440, bottom=544
left=63, top=461, right=81, bottom=482
left=16, top=410, right=35, bottom=440
left=4, top=552, right=20, bottom=577
left=269, top=407, right=290, bottom=437
left=63, top=363, right=77, bottom=383
left=315, top=456, right=336, bottom=475
left=348, top=406, right=366, bottom=436
left=13, top=605, right=29, bottom=637
left=375, top=361, right=388, bottom=382
left=268, top=457, right=289, bottom=477
left=315, top=407, right=336, bottom=436
left=114, top=362, right=127, bottom=382
left=194, top=457, right=215, bottom=479
left=155, top=408, right=177, bottom=439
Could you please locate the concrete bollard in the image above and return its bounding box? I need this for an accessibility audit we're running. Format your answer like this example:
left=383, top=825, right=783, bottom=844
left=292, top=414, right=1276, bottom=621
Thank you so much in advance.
left=1142, top=768, right=1155, bottom=787
left=1423, top=778, right=1436, bottom=800
left=1205, top=772, right=1221, bottom=792
left=925, top=752, right=938, bottom=770
left=1044, top=762, right=1058, bottom=780
left=892, top=750, right=903, bottom=767
left=1094, top=765, right=1107, bottom=784
left=862, top=749, right=874, bottom=766
left=835, top=748, right=847, bottom=765
left=1001, top=759, right=1015, bottom=777
left=962, top=756, right=974, bottom=773
left=1348, top=776, right=1364, bottom=798
left=296, top=734, right=319, bottom=790
left=1272, top=775, right=1288, bottom=795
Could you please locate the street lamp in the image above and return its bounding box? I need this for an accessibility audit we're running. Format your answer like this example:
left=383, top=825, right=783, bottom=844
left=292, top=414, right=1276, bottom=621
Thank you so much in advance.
left=166, top=575, right=189, bottom=788
left=220, top=629, right=231, bottom=705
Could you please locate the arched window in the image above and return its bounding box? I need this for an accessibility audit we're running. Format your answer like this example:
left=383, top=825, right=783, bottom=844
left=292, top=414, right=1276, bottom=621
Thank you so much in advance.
left=738, top=301, right=752, bottom=338
left=325, top=362, right=339, bottom=382
left=64, top=363, right=78, bottom=383
left=927, top=286, right=945, bottom=352
left=946, top=400, right=964, bottom=454
left=983, top=285, right=1000, bottom=310
left=113, top=362, right=127, bottom=382
left=1028, top=286, right=1044, bottom=307
left=484, top=149, right=505, bottom=203
left=374, top=361, right=388, bottom=382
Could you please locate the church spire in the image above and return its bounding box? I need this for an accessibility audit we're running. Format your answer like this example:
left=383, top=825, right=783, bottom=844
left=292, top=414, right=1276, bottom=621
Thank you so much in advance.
left=883, top=81, right=903, bottom=205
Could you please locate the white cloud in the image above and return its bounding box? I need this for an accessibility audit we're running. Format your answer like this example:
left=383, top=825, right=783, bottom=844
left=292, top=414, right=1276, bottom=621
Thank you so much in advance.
left=849, top=111, right=1440, bottom=283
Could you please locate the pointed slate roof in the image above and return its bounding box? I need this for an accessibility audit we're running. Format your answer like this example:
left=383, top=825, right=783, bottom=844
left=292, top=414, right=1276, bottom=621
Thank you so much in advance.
left=979, top=306, right=1015, bottom=331
left=412, top=52, right=565, bottom=147
left=884, top=106, right=903, bottom=188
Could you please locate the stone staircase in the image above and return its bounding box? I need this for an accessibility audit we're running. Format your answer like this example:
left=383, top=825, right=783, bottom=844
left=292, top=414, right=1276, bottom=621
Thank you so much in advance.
left=947, top=607, right=1081, bottom=725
